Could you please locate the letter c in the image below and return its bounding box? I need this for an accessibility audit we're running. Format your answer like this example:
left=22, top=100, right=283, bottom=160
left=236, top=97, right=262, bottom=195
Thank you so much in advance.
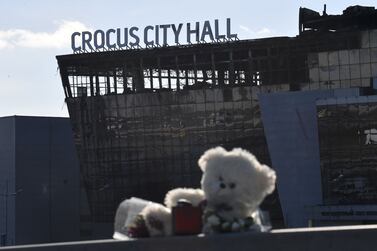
left=106, top=29, right=116, bottom=49
left=144, top=26, right=154, bottom=47
left=71, top=32, right=81, bottom=52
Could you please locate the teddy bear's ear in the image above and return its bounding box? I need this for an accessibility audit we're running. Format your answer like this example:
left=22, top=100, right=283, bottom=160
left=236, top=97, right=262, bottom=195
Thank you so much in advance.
left=198, top=146, right=227, bottom=172
left=231, top=148, right=276, bottom=196
left=259, top=164, right=276, bottom=195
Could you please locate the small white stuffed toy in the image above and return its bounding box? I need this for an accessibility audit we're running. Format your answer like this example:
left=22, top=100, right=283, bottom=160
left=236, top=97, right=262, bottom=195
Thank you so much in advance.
left=114, top=147, right=276, bottom=237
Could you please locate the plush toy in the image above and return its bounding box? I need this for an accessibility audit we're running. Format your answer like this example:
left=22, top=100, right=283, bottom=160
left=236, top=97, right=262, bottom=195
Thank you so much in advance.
left=114, top=147, right=276, bottom=238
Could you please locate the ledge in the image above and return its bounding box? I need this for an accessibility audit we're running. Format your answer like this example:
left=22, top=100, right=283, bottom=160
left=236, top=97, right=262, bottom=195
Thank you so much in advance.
left=2, top=225, right=377, bottom=251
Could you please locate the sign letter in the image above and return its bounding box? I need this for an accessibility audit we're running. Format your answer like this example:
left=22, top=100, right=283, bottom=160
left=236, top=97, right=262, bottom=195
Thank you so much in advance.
left=160, top=24, right=171, bottom=46
left=129, top=27, right=140, bottom=47
left=94, top=30, right=105, bottom=50
left=106, top=29, right=116, bottom=49
left=82, top=31, right=94, bottom=51
left=171, top=23, right=183, bottom=45
left=200, top=20, right=214, bottom=41
left=215, top=19, right=226, bottom=40
left=117, top=28, right=128, bottom=49
left=71, top=32, right=81, bottom=52
left=187, top=22, right=200, bottom=43
left=144, top=26, right=154, bottom=47
left=226, top=18, right=237, bottom=39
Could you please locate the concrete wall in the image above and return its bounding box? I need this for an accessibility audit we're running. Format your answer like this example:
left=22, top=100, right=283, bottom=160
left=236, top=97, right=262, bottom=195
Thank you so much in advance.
left=259, top=88, right=360, bottom=227
left=0, top=116, right=80, bottom=246
left=47, top=118, right=80, bottom=243
left=14, top=117, right=80, bottom=245
left=1, top=225, right=377, bottom=251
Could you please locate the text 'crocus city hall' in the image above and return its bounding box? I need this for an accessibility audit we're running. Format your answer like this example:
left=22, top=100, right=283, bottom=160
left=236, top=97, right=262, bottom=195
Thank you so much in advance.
left=57, top=6, right=377, bottom=234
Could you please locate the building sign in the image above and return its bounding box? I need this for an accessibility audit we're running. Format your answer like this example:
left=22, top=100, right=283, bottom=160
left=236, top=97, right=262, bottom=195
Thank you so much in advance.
left=321, top=210, right=377, bottom=217
left=365, top=128, right=377, bottom=144
left=71, top=18, right=238, bottom=53
left=308, top=205, right=377, bottom=221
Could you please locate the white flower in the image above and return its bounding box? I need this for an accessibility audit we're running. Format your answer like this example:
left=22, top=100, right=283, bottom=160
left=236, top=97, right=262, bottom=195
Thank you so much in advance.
left=207, top=215, right=220, bottom=226
left=231, top=222, right=241, bottom=231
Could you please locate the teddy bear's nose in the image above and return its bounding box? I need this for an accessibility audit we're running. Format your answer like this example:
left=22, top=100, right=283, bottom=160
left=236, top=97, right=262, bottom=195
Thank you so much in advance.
left=219, top=183, right=226, bottom=189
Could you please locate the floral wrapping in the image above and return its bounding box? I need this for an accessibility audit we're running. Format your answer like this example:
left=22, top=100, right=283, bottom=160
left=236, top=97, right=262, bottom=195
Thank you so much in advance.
left=202, top=209, right=259, bottom=233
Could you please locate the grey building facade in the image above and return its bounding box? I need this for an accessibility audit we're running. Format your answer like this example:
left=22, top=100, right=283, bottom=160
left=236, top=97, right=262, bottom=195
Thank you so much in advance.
left=0, top=116, right=80, bottom=246
left=56, top=5, right=377, bottom=231
left=260, top=87, right=377, bottom=227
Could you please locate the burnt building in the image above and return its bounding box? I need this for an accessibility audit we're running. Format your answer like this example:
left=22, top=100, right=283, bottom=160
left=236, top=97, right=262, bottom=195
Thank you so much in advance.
left=57, top=5, right=377, bottom=233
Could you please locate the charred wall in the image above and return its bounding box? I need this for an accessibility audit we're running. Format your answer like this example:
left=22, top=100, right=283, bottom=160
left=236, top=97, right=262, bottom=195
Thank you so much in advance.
left=57, top=26, right=377, bottom=228
left=66, top=86, right=270, bottom=222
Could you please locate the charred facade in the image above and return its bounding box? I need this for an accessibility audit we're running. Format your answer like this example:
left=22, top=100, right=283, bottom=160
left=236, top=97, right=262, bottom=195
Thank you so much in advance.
left=317, top=99, right=377, bottom=205
left=57, top=6, right=377, bottom=228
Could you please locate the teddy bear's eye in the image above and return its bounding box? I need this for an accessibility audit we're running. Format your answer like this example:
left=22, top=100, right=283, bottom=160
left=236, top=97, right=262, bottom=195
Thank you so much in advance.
left=219, top=183, right=226, bottom=189
left=229, top=183, right=236, bottom=189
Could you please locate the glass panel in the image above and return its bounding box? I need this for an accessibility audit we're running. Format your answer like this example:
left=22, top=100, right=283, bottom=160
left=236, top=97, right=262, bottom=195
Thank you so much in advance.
left=318, top=102, right=377, bottom=205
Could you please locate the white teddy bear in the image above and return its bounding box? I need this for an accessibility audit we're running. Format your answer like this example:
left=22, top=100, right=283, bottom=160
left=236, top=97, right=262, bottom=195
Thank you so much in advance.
left=114, top=147, right=276, bottom=238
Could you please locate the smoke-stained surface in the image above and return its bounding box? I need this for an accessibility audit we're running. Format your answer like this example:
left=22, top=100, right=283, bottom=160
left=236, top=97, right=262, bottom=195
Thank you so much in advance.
left=57, top=8, right=377, bottom=228
left=66, top=87, right=270, bottom=222
left=318, top=100, right=377, bottom=205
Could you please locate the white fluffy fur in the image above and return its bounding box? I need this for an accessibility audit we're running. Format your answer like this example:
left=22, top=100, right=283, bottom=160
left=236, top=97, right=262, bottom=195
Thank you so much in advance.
left=199, top=147, right=276, bottom=221
left=140, top=203, right=172, bottom=236
left=136, top=146, right=276, bottom=236
left=164, top=188, right=205, bottom=208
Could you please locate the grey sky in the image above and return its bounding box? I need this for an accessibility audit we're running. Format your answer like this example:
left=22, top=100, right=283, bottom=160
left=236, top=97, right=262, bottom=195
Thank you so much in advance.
left=0, top=0, right=376, bottom=117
